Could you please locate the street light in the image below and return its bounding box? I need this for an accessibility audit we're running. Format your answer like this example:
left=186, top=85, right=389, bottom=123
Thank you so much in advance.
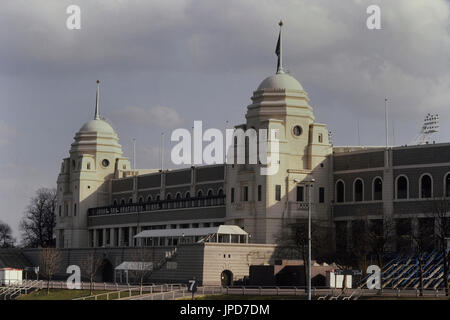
left=294, top=177, right=315, bottom=301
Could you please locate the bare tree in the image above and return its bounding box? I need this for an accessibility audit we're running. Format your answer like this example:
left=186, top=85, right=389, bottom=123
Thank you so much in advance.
left=20, top=188, right=57, bottom=248
left=366, top=217, right=396, bottom=271
left=410, top=218, right=435, bottom=296
left=278, top=220, right=331, bottom=290
left=80, top=253, right=103, bottom=295
left=430, top=199, right=450, bottom=296
left=343, top=216, right=397, bottom=292
left=129, top=247, right=154, bottom=294
left=351, top=219, right=371, bottom=274
left=0, top=221, right=15, bottom=248
left=329, top=227, right=355, bottom=293
left=39, top=248, right=61, bottom=294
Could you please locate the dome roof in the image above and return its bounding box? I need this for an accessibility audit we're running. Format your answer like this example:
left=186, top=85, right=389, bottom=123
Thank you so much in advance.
left=257, top=72, right=303, bottom=91
left=79, top=119, right=115, bottom=134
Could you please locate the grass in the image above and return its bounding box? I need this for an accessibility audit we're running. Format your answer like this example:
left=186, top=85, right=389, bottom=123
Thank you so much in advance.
left=182, top=294, right=450, bottom=301
left=17, top=289, right=110, bottom=300
left=180, top=295, right=308, bottom=300
left=360, top=296, right=450, bottom=300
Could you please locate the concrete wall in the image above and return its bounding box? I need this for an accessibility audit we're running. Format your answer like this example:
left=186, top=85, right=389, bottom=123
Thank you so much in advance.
left=9, top=243, right=278, bottom=286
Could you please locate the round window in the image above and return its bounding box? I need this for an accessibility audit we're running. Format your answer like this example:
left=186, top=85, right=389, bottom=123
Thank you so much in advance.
left=102, top=159, right=110, bottom=167
left=293, top=125, right=302, bottom=136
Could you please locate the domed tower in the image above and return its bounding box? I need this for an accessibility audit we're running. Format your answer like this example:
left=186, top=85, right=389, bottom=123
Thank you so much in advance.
left=55, top=81, right=131, bottom=248
left=225, top=22, right=332, bottom=244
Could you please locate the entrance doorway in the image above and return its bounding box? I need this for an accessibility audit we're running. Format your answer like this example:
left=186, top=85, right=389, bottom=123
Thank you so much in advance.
left=221, top=270, right=233, bottom=286
left=101, top=259, right=114, bottom=282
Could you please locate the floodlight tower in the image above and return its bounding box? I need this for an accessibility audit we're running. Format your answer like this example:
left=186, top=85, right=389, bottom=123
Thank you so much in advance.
left=411, top=113, right=440, bottom=145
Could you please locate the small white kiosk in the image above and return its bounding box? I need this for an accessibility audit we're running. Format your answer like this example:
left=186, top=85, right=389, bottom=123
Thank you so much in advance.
left=0, top=268, right=23, bottom=286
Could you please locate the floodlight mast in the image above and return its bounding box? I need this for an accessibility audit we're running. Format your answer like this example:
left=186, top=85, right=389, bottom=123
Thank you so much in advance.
left=294, top=177, right=315, bottom=300
left=411, top=113, right=440, bottom=145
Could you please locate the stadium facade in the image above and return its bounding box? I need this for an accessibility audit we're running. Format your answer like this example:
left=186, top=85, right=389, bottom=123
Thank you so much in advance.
left=55, top=58, right=450, bottom=254
left=44, top=30, right=450, bottom=285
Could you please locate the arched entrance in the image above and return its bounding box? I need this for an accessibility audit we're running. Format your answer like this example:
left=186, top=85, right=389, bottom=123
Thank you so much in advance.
left=100, top=259, right=114, bottom=282
left=221, top=270, right=233, bottom=286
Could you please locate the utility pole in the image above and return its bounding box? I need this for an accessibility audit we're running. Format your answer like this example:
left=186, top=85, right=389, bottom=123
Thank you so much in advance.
left=160, top=133, right=165, bottom=171
left=294, top=177, right=315, bottom=300
left=132, top=138, right=136, bottom=170
left=307, top=180, right=314, bottom=301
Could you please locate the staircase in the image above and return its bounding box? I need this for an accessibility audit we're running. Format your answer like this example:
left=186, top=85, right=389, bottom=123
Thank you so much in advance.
left=380, top=250, right=449, bottom=290
left=0, top=280, right=42, bottom=300
left=154, top=248, right=177, bottom=271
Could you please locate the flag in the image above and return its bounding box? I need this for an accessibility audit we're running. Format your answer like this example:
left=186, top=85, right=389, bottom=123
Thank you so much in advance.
left=275, top=31, right=281, bottom=71
left=275, top=31, right=281, bottom=57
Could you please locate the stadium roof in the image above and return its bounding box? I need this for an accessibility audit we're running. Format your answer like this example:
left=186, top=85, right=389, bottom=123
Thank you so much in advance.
left=134, top=225, right=247, bottom=238
left=115, top=261, right=153, bottom=271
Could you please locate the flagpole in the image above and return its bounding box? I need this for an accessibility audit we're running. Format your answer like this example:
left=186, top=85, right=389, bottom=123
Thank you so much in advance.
left=276, top=20, right=284, bottom=74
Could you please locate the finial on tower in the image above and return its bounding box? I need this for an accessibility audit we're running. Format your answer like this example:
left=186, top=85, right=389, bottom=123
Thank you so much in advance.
left=94, top=80, right=100, bottom=120
left=275, top=20, right=284, bottom=74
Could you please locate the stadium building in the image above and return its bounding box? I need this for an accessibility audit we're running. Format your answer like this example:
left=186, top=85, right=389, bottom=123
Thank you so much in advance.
left=4, top=26, right=449, bottom=287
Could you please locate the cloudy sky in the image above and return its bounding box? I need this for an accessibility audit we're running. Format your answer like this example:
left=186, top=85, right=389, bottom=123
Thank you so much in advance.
left=1, top=0, right=450, bottom=239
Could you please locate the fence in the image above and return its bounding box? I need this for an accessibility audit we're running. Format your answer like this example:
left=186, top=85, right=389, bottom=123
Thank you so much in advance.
left=73, top=283, right=186, bottom=300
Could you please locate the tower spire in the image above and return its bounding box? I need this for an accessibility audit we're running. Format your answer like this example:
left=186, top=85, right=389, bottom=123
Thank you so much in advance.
left=94, top=80, right=100, bottom=120
left=275, top=20, right=284, bottom=74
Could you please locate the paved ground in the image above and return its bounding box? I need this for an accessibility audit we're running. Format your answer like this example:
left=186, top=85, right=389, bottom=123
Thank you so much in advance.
left=129, top=286, right=449, bottom=300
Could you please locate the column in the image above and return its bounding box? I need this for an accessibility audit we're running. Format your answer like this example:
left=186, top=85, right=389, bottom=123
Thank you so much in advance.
left=109, top=228, right=114, bottom=247
left=103, top=228, right=107, bottom=247
left=129, top=226, right=133, bottom=247
left=93, top=229, right=97, bottom=248
left=118, top=228, right=123, bottom=247
left=383, top=148, right=395, bottom=252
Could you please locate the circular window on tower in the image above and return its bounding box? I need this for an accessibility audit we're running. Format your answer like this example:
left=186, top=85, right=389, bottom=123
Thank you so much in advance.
left=101, top=159, right=110, bottom=168
left=293, top=125, right=302, bottom=137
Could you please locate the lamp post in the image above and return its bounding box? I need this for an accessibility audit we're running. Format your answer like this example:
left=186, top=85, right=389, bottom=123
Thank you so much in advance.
left=294, top=177, right=315, bottom=300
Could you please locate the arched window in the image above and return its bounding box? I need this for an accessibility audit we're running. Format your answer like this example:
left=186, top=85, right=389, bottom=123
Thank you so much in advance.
left=138, top=197, right=143, bottom=204
left=87, top=162, right=91, bottom=170
left=420, top=174, right=432, bottom=198
left=156, top=195, right=161, bottom=209
left=245, top=136, right=249, bottom=164
left=175, top=193, right=182, bottom=208
left=166, top=193, right=172, bottom=209
left=445, top=173, right=450, bottom=197
left=207, top=189, right=214, bottom=205
left=318, top=133, right=323, bottom=143
left=147, top=195, right=152, bottom=202
left=396, top=176, right=408, bottom=199
left=218, top=189, right=224, bottom=204
left=113, top=200, right=118, bottom=206
left=128, top=198, right=133, bottom=204
left=354, top=179, right=363, bottom=202
left=373, top=177, right=382, bottom=201
left=197, top=190, right=203, bottom=206
left=121, top=199, right=125, bottom=205
left=336, top=180, right=345, bottom=203
left=184, top=192, right=191, bottom=207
